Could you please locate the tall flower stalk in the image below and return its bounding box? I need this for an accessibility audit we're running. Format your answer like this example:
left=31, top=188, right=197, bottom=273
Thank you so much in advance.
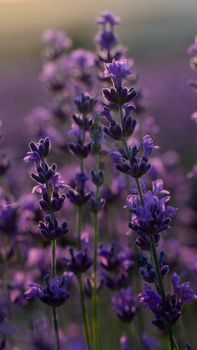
left=24, top=137, right=69, bottom=350
left=45, top=183, right=60, bottom=350
left=67, top=93, right=96, bottom=349
left=101, top=58, right=195, bottom=350
left=89, top=115, right=104, bottom=350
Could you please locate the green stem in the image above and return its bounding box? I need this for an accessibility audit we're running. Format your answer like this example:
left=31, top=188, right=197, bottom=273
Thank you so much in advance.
left=93, top=212, right=99, bottom=350
left=77, top=206, right=82, bottom=249
left=135, top=177, right=144, bottom=206
left=52, top=306, right=60, bottom=350
left=78, top=276, right=92, bottom=350
left=149, top=235, right=166, bottom=301
left=77, top=203, right=92, bottom=349
left=52, top=239, right=56, bottom=277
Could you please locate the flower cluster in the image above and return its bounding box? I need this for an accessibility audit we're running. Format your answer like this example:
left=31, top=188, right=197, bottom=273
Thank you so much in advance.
left=0, top=10, right=196, bottom=350
left=139, top=273, right=195, bottom=329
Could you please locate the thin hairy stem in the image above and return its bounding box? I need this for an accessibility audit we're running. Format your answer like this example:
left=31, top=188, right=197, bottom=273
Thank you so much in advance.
left=92, top=152, right=100, bottom=350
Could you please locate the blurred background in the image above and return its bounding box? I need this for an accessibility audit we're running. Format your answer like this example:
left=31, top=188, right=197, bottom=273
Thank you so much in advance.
left=0, top=0, right=196, bottom=167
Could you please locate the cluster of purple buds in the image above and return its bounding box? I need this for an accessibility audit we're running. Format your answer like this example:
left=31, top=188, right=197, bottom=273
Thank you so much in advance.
left=126, top=189, right=176, bottom=250
left=99, top=243, right=134, bottom=290
left=69, top=93, right=96, bottom=160
left=39, top=215, right=68, bottom=241
left=69, top=140, right=91, bottom=160
left=95, top=11, right=120, bottom=54
left=25, top=275, right=69, bottom=307
left=112, top=287, right=137, bottom=322
left=63, top=246, right=92, bottom=276
left=139, top=273, right=195, bottom=330
left=84, top=275, right=104, bottom=298
left=140, top=251, right=169, bottom=283
left=66, top=172, right=91, bottom=206
left=103, top=60, right=137, bottom=105
left=101, top=105, right=137, bottom=140
left=24, top=138, right=68, bottom=242
left=87, top=114, right=106, bottom=213
left=42, top=29, right=72, bottom=61
left=40, top=59, right=69, bottom=93
left=110, top=135, right=155, bottom=179
left=74, top=93, right=96, bottom=116
left=89, top=114, right=103, bottom=154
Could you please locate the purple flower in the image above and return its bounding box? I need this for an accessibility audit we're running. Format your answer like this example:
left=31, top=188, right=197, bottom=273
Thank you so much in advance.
left=39, top=215, right=68, bottom=241
left=95, top=12, right=120, bottom=51
left=139, top=275, right=195, bottom=330
left=104, top=59, right=131, bottom=89
left=171, top=273, right=195, bottom=304
left=127, top=190, right=176, bottom=249
left=142, top=135, right=158, bottom=159
left=110, top=144, right=151, bottom=179
left=25, top=275, right=70, bottom=307
left=40, top=59, right=69, bottom=92
left=99, top=243, right=134, bottom=290
left=63, top=246, right=92, bottom=276
left=140, top=252, right=168, bottom=283
left=24, top=138, right=51, bottom=164
left=74, top=92, right=96, bottom=115
left=96, top=11, right=120, bottom=26
left=112, top=287, right=137, bottom=322
left=95, top=30, right=117, bottom=52
left=70, top=49, right=95, bottom=69
left=101, top=105, right=136, bottom=140
left=66, top=172, right=91, bottom=206
left=42, top=29, right=72, bottom=60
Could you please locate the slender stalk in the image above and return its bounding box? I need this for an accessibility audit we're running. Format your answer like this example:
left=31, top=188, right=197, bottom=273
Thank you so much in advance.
left=52, top=305, right=60, bottom=350
left=51, top=236, right=60, bottom=350
left=77, top=145, right=92, bottom=349
left=52, top=239, right=57, bottom=277
left=78, top=276, right=92, bottom=350
left=46, top=179, right=61, bottom=350
left=118, top=106, right=180, bottom=350
left=135, top=178, right=179, bottom=350
left=77, top=206, right=82, bottom=249
left=149, top=235, right=165, bottom=299
left=168, top=326, right=175, bottom=350
left=92, top=152, right=100, bottom=350
left=93, top=212, right=99, bottom=350
left=77, top=206, right=92, bottom=350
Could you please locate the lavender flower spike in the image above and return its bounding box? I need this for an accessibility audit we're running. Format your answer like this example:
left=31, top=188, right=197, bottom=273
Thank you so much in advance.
left=104, top=59, right=131, bottom=90
left=25, top=275, right=70, bottom=307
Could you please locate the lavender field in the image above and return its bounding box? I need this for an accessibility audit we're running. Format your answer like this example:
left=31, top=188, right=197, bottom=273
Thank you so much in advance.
left=0, top=2, right=197, bottom=350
